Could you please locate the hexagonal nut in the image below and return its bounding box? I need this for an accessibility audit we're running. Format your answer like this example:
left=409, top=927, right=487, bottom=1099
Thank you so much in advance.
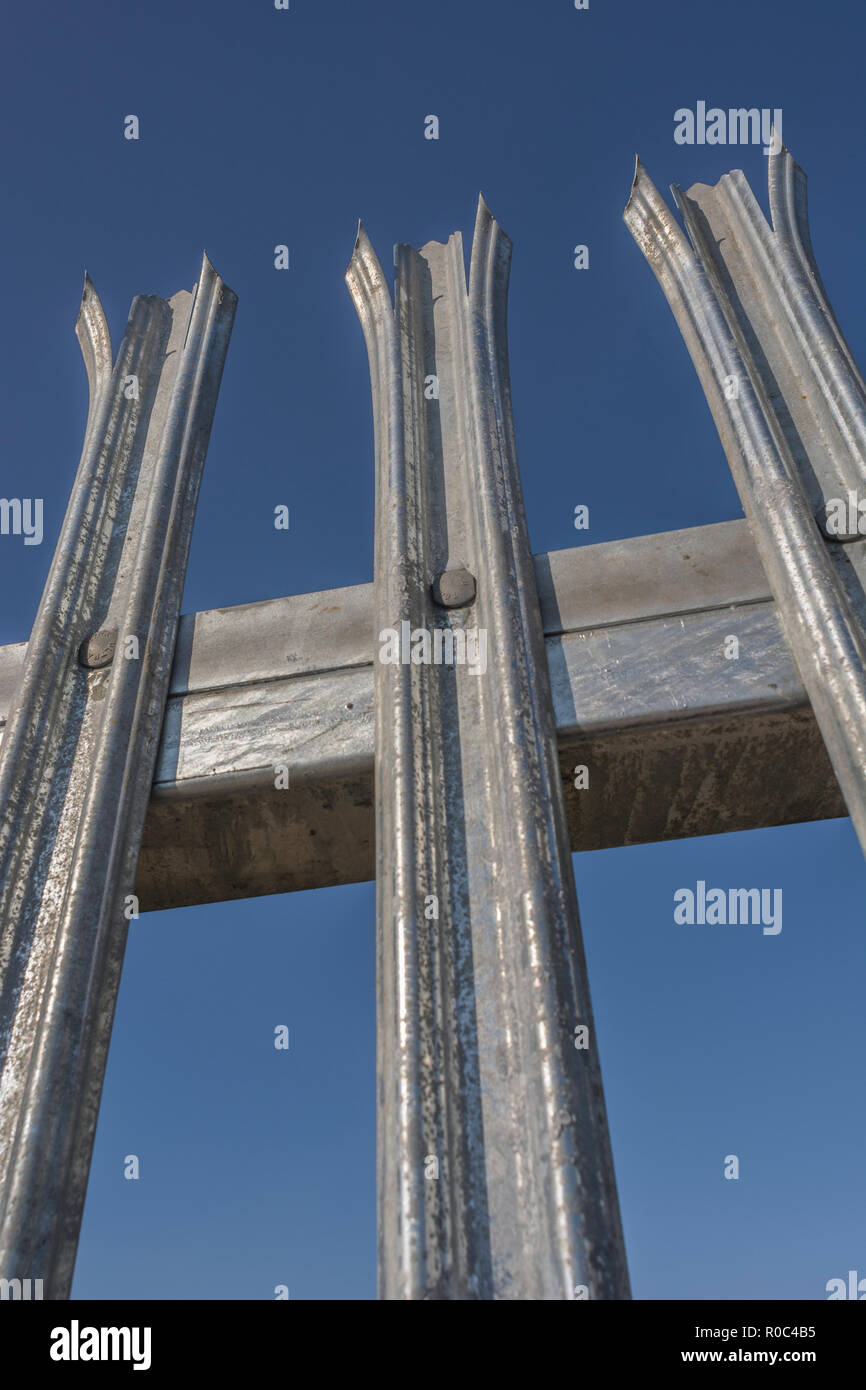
left=431, top=567, right=476, bottom=609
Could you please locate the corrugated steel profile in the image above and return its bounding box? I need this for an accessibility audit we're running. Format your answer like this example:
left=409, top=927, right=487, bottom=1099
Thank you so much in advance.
left=0, top=258, right=236, bottom=1297
left=625, top=146, right=866, bottom=855
left=348, top=200, right=630, bottom=1300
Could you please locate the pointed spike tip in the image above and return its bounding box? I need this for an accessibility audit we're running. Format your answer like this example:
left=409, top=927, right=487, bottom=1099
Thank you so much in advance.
left=624, top=154, right=647, bottom=217
left=74, top=268, right=112, bottom=370
left=349, top=219, right=376, bottom=266
left=474, top=191, right=510, bottom=247
left=476, top=191, right=501, bottom=231
left=76, top=270, right=105, bottom=329
left=768, top=122, right=787, bottom=156
left=346, top=220, right=377, bottom=283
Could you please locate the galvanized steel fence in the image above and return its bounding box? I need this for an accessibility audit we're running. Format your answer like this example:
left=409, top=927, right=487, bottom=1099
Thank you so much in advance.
left=0, top=144, right=864, bottom=1299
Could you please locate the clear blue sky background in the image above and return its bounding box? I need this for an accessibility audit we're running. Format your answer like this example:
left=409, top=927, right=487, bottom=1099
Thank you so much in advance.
left=1, top=0, right=864, bottom=1299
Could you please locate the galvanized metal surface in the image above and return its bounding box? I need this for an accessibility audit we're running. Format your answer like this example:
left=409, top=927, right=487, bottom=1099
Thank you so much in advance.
left=128, top=522, right=862, bottom=900
left=625, top=148, right=866, bottom=856
left=1, top=519, right=853, bottom=908
left=348, top=199, right=631, bottom=1299
left=0, top=152, right=862, bottom=1302
left=0, top=515, right=774, bottom=709
left=678, top=150, right=866, bottom=532
left=0, top=258, right=236, bottom=1297
left=136, top=603, right=842, bottom=910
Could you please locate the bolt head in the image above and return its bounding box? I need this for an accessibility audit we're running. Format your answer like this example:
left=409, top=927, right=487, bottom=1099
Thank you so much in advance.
left=79, top=628, right=117, bottom=669
left=432, top=567, right=476, bottom=608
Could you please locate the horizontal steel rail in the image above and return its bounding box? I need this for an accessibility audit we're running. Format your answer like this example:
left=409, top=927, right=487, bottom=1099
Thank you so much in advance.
left=1, top=519, right=857, bottom=909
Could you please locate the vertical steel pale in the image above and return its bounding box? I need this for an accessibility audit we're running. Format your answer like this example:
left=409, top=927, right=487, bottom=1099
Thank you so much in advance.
left=625, top=146, right=866, bottom=854
left=348, top=198, right=630, bottom=1300
left=0, top=257, right=236, bottom=1297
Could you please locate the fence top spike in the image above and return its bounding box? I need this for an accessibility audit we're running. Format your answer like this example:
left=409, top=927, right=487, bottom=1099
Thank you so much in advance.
left=75, top=271, right=112, bottom=383
left=348, top=220, right=382, bottom=271
left=623, top=154, right=654, bottom=222
left=78, top=270, right=102, bottom=313
left=198, top=250, right=222, bottom=286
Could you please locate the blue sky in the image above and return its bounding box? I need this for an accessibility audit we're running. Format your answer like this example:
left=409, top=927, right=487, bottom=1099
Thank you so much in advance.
left=1, top=0, right=864, bottom=1299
